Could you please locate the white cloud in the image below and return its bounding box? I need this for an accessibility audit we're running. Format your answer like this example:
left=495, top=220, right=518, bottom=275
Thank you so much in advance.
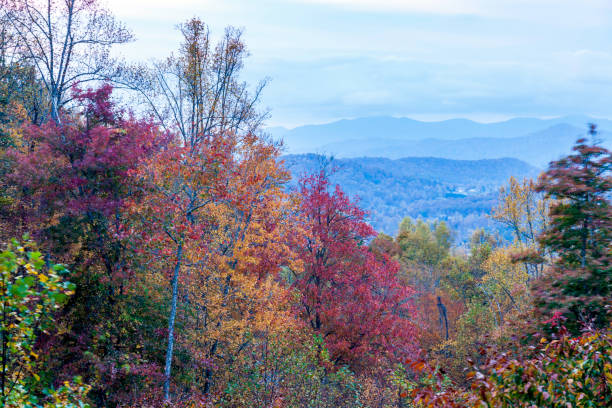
left=292, top=0, right=482, bottom=14
left=294, top=0, right=612, bottom=21
left=103, top=0, right=232, bottom=19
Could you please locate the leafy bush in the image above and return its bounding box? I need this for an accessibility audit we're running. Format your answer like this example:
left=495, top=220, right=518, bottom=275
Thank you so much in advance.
left=471, top=328, right=612, bottom=408
left=410, top=328, right=612, bottom=408
left=0, top=237, right=90, bottom=407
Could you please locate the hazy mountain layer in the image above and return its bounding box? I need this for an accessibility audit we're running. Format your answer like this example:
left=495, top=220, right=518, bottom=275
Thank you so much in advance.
left=270, top=116, right=611, bottom=167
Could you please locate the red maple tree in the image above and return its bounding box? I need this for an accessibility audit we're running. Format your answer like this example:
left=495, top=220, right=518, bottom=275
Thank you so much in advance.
left=294, top=170, right=417, bottom=371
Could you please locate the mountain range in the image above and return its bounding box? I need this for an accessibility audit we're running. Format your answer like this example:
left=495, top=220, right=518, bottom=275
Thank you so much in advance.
left=269, top=115, right=611, bottom=167
left=273, top=115, right=611, bottom=240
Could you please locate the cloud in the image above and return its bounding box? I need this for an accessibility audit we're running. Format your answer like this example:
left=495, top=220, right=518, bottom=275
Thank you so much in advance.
left=254, top=52, right=612, bottom=126
left=102, top=0, right=612, bottom=126
left=294, top=0, right=612, bottom=21
left=292, top=0, right=482, bottom=15
left=105, top=0, right=234, bottom=19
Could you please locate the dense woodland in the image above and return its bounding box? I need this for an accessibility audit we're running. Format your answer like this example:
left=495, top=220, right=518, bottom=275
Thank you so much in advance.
left=0, top=1, right=610, bottom=407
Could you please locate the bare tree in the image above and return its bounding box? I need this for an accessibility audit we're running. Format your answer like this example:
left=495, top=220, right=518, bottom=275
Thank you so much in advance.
left=120, top=18, right=268, bottom=150
left=1, top=11, right=47, bottom=131
left=118, top=18, right=269, bottom=402
left=1, top=0, right=133, bottom=123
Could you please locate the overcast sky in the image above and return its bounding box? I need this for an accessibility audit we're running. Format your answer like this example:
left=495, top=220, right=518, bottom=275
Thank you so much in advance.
left=106, top=0, right=612, bottom=127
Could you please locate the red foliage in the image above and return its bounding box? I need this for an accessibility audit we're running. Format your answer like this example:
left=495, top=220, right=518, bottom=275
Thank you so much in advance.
left=10, top=83, right=167, bottom=221
left=294, top=170, right=417, bottom=371
left=7, top=84, right=170, bottom=405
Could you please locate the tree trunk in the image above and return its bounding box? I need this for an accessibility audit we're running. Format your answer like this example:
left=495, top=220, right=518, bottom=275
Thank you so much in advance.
left=50, top=85, right=61, bottom=125
left=436, top=296, right=449, bottom=340
left=164, top=241, right=183, bottom=402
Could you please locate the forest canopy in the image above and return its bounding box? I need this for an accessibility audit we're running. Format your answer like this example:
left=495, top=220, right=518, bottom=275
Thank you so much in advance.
left=0, top=1, right=610, bottom=407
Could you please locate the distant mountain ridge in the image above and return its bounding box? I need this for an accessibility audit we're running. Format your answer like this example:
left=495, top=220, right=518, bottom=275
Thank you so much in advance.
left=268, top=115, right=611, bottom=167
left=282, top=154, right=540, bottom=240
left=317, top=124, right=605, bottom=168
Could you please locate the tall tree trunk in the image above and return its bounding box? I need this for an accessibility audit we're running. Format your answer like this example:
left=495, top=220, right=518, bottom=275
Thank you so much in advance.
left=164, top=241, right=183, bottom=402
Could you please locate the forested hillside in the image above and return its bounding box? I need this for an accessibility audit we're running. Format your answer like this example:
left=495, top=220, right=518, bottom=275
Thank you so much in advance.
left=0, top=1, right=610, bottom=408
left=283, top=154, right=539, bottom=240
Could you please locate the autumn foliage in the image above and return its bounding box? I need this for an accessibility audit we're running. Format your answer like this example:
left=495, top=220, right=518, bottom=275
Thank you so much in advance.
left=295, top=171, right=417, bottom=371
left=0, top=3, right=610, bottom=407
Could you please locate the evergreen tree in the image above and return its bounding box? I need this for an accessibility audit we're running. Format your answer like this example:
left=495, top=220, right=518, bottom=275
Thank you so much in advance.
left=534, top=125, right=612, bottom=334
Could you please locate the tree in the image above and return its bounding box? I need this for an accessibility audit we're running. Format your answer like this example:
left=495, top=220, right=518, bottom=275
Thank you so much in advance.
left=492, top=177, right=549, bottom=279
left=481, top=246, right=529, bottom=325
left=2, top=0, right=133, bottom=123
left=8, top=83, right=164, bottom=272
left=294, top=170, right=416, bottom=371
left=396, top=218, right=451, bottom=292
left=1, top=11, right=49, bottom=130
left=121, top=17, right=267, bottom=143
left=466, top=228, right=499, bottom=279
left=370, top=232, right=401, bottom=260
left=123, top=19, right=291, bottom=402
left=1, top=10, right=46, bottom=130
left=534, top=125, right=612, bottom=333
left=134, top=127, right=302, bottom=402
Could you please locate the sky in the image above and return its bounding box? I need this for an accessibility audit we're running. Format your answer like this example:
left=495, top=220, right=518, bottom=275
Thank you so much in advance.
left=106, top=0, right=612, bottom=127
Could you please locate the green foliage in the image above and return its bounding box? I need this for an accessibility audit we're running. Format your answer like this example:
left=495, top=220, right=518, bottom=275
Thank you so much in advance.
left=0, top=237, right=90, bottom=407
left=439, top=255, right=476, bottom=302
left=467, top=229, right=499, bottom=278
left=397, top=218, right=451, bottom=268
